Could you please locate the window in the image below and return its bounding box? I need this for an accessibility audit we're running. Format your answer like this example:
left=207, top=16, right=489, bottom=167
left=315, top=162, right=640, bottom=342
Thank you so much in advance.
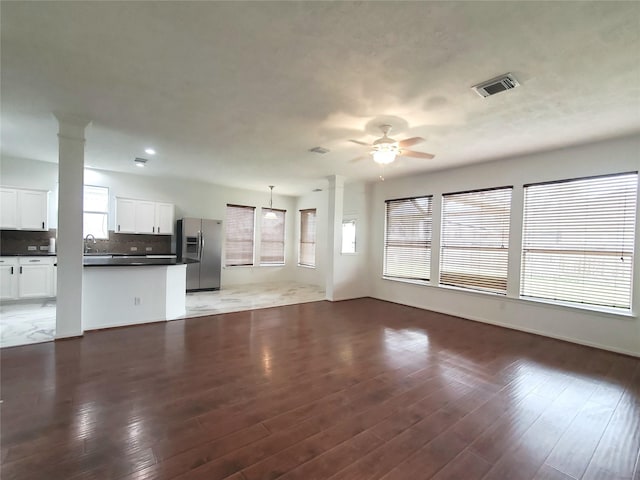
left=260, top=208, right=286, bottom=265
left=225, top=204, right=255, bottom=266
left=440, top=187, right=512, bottom=294
left=299, top=209, right=317, bottom=267
left=521, top=172, right=637, bottom=309
left=341, top=219, right=356, bottom=254
left=384, top=196, right=432, bottom=281
left=83, top=185, right=109, bottom=239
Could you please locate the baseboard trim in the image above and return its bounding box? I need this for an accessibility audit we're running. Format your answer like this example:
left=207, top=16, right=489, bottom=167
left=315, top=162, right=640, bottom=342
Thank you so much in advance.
left=370, top=295, right=640, bottom=358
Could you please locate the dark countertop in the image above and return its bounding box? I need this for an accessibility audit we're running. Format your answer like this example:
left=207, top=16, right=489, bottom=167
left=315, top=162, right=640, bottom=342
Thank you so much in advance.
left=1, top=253, right=57, bottom=256
left=83, top=257, right=198, bottom=267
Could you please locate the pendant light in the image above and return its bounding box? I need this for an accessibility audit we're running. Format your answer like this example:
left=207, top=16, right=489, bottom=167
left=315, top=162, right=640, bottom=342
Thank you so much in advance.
left=264, top=185, right=278, bottom=219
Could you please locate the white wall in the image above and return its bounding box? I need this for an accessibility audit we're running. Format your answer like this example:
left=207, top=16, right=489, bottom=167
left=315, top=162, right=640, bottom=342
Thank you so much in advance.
left=290, top=181, right=371, bottom=298
left=369, top=135, right=640, bottom=356
left=332, top=181, right=370, bottom=300
left=0, top=156, right=298, bottom=286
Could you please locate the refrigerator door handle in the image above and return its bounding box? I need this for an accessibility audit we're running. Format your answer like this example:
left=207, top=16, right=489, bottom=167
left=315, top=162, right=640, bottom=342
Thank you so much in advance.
left=198, top=231, right=203, bottom=259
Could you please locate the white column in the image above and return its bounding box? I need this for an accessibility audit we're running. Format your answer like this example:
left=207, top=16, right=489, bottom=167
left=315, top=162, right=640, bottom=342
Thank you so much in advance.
left=325, top=175, right=345, bottom=301
left=506, top=185, right=525, bottom=297
left=55, top=113, right=90, bottom=339
left=430, top=194, right=443, bottom=285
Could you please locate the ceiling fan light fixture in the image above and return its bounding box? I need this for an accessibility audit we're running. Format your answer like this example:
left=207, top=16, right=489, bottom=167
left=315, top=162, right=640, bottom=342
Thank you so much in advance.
left=372, top=144, right=398, bottom=164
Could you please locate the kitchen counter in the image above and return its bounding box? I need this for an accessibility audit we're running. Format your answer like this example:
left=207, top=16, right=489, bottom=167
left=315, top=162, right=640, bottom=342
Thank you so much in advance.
left=83, top=257, right=198, bottom=267
left=83, top=260, right=188, bottom=330
left=1, top=253, right=57, bottom=256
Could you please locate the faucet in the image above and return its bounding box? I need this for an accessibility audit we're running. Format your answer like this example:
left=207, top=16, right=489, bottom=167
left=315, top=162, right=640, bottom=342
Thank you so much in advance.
left=84, top=234, right=96, bottom=253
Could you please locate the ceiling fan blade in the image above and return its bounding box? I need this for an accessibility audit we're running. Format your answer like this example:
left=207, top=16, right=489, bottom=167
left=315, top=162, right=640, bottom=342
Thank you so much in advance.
left=401, top=150, right=435, bottom=159
left=398, top=137, right=425, bottom=148
left=349, top=139, right=370, bottom=146
left=350, top=155, right=369, bottom=163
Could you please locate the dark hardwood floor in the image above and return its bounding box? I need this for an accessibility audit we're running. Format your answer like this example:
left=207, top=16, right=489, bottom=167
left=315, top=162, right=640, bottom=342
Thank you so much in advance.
left=1, top=298, right=639, bottom=480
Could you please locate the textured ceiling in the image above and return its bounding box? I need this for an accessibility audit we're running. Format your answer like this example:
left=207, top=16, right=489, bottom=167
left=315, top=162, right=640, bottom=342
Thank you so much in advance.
left=1, top=2, right=639, bottom=195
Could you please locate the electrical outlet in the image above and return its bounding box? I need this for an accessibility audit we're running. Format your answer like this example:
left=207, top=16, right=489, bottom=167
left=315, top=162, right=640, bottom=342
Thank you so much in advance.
left=130, top=246, right=138, bottom=252
left=145, top=247, right=152, bottom=252
left=27, top=246, right=37, bottom=251
left=134, top=297, right=141, bottom=306
left=39, top=246, right=48, bottom=251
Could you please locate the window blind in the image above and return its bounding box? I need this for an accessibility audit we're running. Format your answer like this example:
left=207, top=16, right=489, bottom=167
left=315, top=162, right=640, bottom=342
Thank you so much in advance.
left=440, top=187, right=512, bottom=294
left=299, top=209, right=317, bottom=267
left=384, top=196, right=432, bottom=281
left=83, top=185, right=109, bottom=239
left=521, top=172, right=637, bottom=309
left=225, top=204, right=255, bottom=266
left=260, top=208, right=286, bottom=265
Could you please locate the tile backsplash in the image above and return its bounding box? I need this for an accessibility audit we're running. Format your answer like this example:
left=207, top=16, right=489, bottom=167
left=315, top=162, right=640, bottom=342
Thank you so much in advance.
left=91, top=231, right=172, bottom=255
left=1, top=230, right=172, bottom=255
left=1, top=229, right=57, bottom=255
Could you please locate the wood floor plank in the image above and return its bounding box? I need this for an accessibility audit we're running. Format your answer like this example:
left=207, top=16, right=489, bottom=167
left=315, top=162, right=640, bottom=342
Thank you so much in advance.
left=0, top=298, right=638, bottom=480
left=544, top=401, right=615, bottom=479
left=582, top=395, right=640, bottom=480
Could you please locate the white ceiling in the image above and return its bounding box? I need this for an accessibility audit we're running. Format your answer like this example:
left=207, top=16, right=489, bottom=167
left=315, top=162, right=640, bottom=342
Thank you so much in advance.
left=1, top=2, right=639, bottom=196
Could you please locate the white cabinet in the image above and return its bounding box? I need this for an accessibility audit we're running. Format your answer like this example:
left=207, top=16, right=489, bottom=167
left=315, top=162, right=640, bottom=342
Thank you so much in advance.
left=115, top=197, right=174, bottom=235
left=19, top=190, right=48, bottom=230
left=0, top=258, right=18, bottom=300
left=0, top=187, right=48, bottom=230
left=155, top=203, right=175, bottom=235
left=0, top=257, right=55, bottom=300
left=0, top=189, right=18, bottom=229
left=135, top=201, right=157, bottom=234
left=115, top=198, right=137, bottom=233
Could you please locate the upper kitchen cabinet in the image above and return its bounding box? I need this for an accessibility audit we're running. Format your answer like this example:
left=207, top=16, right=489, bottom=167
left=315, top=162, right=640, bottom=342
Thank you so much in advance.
left=115, top=197, right=174, bottom=235
left=0, top=187, right=48, bottom=230
left=155, top=203, right=175, bottom=235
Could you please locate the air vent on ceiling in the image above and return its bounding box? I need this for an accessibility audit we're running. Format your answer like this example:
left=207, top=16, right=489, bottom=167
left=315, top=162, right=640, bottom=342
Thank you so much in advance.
left=472, top=73, right=520, bottom=98
left=309, top=146, right=329, bottom=154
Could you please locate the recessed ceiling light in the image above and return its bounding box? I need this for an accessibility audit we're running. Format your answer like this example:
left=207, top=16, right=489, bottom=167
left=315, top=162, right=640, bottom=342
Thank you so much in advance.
left=144, top=148, right=156, bottom=155
left=134, top=157, right=147, bottom=168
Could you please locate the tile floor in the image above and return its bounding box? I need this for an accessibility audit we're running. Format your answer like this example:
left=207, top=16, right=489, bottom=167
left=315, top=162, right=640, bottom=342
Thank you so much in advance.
left=0, top=282, right=326, bottom=348
left=0, top=299, right=57, bottom=348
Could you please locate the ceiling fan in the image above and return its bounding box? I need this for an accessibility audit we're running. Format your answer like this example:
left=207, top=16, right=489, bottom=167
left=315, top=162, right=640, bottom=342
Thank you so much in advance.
left=349, top=124, right=435, bottom=164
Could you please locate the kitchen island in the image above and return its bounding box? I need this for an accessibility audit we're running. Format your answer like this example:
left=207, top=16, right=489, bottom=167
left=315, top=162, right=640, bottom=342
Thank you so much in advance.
left=83, top=256, right=196, bottom=330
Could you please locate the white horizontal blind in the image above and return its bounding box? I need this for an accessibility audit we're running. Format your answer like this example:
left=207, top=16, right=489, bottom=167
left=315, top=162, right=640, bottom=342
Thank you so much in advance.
left=441, top=187, right=512, bottom=294
left=260, top=208, right=286, bottom=265
left=521, top=172, right=637, bottom=309
left=384, top=196, right=432, bottom=281
left=299, top=209, right=316, bottom=267
left=225, top=204, right=255, bottom=266
left=83, top=185, right=109, bottom=239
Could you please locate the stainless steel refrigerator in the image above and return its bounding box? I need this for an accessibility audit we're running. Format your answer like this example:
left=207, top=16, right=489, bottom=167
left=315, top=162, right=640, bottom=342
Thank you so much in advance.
left=177, top=218, right=222, bottom=291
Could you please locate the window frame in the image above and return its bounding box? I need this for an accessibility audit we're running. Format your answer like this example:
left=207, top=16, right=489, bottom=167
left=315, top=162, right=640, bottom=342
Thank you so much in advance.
left=83, top=185, right=109, bottom=239
left=299, top=208, right=317, bottom=268
left=520, top=171, right=637, bottom=311
left=259, top=207, right=286, bottom=266
left=341, top=218, right=357, bottom=255
left=440, top=186, right=513, bottom=295
left=224, top=204, right=256, bottom=267
left=383, top=195, right=433, bottom=283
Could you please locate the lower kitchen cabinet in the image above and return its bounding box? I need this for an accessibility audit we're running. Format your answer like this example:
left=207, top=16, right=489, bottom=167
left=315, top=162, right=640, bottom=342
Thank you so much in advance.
left=0, top=256, right=56, bottom=300
left=0, top=258, right=18, bottom=300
